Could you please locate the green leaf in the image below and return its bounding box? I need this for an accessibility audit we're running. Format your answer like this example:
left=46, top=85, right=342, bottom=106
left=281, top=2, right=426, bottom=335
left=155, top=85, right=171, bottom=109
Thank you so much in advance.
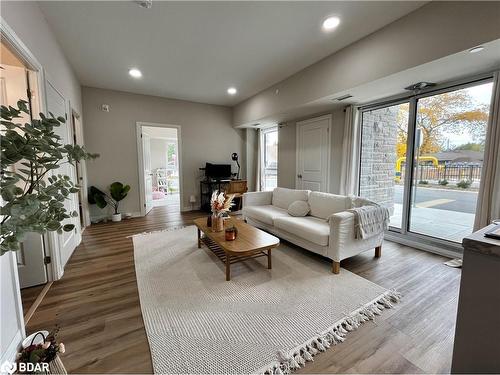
left=63, top=224, right=74, bottom=232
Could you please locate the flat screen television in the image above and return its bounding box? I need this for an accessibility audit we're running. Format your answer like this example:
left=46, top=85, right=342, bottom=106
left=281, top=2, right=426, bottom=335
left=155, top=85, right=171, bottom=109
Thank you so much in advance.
left=205, top=163, right=232, bottom=180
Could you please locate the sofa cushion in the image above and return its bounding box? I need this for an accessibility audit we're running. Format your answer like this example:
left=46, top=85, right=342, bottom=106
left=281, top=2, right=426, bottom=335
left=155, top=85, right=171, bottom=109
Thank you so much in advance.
left=272, top=187, right=309, bottom=210
left=287, top=200, right=310, bottom=217
left=242, top=205, right=290, bottom=225
left=274, top=216, right=330, bottom=246
left=309, top=191, right=351, bottom=220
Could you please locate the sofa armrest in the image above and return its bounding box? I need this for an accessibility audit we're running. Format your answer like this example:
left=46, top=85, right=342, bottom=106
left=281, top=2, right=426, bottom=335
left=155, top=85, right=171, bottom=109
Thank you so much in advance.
left=242, top=191, right=273, bottom=207
left=328, top=211, right=356, bottom=247
left=327, top=211, right=384, bottom=262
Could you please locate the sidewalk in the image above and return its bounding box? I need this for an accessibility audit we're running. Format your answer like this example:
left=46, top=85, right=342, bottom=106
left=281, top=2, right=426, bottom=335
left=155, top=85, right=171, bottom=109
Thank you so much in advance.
left=390, top=203, right=473, bottom=243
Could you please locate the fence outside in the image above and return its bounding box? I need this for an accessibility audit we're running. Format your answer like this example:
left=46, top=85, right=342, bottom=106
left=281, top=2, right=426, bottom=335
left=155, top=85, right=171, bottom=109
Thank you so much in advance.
left=400, top=164, right=482, bottom=182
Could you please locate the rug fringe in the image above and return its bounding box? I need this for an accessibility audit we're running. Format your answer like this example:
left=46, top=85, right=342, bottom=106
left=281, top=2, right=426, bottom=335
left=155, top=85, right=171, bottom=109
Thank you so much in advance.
left=257, top=289, right=402, bottom=375
left=127, top=225, right=191, bottom=239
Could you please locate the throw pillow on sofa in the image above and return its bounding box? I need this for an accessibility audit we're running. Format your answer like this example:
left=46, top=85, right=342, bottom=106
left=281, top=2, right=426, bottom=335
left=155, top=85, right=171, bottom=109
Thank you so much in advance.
left=287, top=200, right=310, bottom=217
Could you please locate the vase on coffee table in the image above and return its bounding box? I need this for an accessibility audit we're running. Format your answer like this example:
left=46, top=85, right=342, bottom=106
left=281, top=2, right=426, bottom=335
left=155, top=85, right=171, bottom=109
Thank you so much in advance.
left=212, top=216, right=224, bottom=232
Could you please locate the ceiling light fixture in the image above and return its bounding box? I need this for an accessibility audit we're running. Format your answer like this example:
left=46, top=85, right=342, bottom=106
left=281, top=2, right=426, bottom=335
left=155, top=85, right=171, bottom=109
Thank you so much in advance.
left=404, top=81, right=436, bottom=91
left=469, top=46, right=484, bottom=54
left=227, top=87, right=237, bottom=95
left=129, top=68, right=142, bottom=78
left=322, top=16, right=340, bottom=31
left=134, top=0, right=152, bottom=9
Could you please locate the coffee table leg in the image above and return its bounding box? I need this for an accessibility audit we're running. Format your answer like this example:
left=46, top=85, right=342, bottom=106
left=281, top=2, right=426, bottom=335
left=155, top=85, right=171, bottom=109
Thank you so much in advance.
left=197, top=228, right=201, bottom=248
left=268, top=248, right=272, bottom=269
left=226, top=254, right=231, bottom=281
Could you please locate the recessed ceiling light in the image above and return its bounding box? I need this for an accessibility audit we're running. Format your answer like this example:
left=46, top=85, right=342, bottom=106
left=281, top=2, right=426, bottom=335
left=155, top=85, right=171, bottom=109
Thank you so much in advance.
left=129, top=68, right=142, bottom=78
left=322, top=16, right=340, bottom=31
left=227, top=87, right=237, bottom=95
left=469, top=46, right=484, bottom=54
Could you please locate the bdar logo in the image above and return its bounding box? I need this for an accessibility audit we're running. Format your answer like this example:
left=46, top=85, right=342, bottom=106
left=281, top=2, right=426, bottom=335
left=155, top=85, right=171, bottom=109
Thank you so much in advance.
left=0, top=361, right=16, bottom=375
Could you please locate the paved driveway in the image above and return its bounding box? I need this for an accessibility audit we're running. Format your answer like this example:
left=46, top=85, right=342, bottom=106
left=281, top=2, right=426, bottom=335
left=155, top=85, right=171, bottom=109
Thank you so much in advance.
left=394, top=185, right=478, bottom=214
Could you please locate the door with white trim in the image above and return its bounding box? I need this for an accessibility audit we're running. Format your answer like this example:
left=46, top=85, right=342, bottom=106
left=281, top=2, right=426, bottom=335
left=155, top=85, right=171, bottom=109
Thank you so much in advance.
left=296, top=115, right=331, bottom=192
left=46, top=81, right=81, bottom=268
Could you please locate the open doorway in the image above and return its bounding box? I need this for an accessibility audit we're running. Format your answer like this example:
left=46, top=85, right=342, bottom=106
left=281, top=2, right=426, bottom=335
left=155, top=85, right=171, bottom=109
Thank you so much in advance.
left=1, top=38, right=49, bottom=322
left=137, top=123, right=182, bottom=214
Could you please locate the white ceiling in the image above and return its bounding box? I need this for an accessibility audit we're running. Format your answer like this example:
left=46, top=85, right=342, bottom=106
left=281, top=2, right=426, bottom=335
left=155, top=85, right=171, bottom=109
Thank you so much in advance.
left=254, top=38, right=500, bottom=127
left=38, top=1, right=426, bottom=106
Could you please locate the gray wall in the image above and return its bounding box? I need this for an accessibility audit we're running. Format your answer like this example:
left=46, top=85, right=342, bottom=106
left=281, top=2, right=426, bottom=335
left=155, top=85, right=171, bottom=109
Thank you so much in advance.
left=233, top=1, right=500, bottom=126
left=277, top=108, right=345, bottom=194
left=244, top=128, right=258, bottom=192
left=82, top=87, right=244, bottom=214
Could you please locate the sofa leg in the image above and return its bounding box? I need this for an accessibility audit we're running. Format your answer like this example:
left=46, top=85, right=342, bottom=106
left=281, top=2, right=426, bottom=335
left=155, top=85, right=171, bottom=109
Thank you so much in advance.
left=375, top=246, right=382, bottom=258
left=332, top=261, right=340, bottom=274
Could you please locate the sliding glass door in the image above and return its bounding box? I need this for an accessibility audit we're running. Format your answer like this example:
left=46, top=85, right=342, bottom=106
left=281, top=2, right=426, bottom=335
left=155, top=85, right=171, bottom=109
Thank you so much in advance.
left=408, top=81, right=493, bottom=242
left=359, top=78, right=493, bottom=245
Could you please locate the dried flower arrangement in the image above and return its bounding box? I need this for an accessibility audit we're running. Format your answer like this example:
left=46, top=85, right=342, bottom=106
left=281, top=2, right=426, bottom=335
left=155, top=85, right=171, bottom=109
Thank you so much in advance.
left=210, top=190, right=235, bottom=217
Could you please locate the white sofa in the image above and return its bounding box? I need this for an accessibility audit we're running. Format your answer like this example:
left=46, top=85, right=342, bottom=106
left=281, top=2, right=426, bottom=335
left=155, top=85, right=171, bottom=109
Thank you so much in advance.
left=242, top=187, right=384, bottom=273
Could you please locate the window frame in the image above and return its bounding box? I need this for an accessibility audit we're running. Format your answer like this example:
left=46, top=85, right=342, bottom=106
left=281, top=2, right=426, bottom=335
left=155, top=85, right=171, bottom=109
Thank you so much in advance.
left=261, top=126, right=279, bottom=192
left=357, top=73, right=495, bottom=253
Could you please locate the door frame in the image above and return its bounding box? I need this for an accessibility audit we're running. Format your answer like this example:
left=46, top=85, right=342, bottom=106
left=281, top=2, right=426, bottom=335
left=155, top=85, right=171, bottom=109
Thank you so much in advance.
left=136, top=122, right=183, bottom=215
left=295, top=114, right=332, bottom=191
left=70, top=109, right=91, bottom=228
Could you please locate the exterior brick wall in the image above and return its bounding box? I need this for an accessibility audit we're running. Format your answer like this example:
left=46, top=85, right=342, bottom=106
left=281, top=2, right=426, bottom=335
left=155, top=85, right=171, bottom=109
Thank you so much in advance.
left=359, top=106, right=399, bottom=213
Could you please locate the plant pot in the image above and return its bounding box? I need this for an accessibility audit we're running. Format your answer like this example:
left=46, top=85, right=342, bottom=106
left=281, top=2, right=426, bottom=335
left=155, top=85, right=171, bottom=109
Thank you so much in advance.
left=111, top=213, right=122, bottom=222
left=212, top=216, right=224, bottom=232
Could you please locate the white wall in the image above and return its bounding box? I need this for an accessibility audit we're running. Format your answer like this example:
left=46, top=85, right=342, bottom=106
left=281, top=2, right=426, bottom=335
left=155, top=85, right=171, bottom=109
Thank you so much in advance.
left=150, top=139, right=169, bottom=171
left=82, top=86, right=244, bottom=214
left=0, top=253, right=25, bottom=364
left=1, top=1, right=83, bottom=361
left=233, top=1, right=500, bottom=126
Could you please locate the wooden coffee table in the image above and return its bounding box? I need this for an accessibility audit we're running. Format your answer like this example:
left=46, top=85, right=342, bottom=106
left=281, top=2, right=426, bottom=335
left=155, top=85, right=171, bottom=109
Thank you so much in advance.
left=193, top=217, right=280, bottom=281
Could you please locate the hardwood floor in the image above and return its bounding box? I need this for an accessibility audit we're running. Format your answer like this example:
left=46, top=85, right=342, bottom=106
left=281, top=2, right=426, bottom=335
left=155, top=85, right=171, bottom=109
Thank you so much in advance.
left=21, top=284, right=46, bottom=315
left=26, top=206, right=461, bottom=373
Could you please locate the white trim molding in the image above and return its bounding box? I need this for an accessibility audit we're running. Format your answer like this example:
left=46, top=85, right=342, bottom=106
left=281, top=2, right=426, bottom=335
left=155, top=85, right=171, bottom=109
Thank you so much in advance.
left=136, top=122, right=183, bottom=216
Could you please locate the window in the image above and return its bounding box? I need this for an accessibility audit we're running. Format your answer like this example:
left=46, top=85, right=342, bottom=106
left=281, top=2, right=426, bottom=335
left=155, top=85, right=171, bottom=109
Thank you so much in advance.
left=262, top=127, right=278, bottom=191
left=359, top=78, right=493, bottom=245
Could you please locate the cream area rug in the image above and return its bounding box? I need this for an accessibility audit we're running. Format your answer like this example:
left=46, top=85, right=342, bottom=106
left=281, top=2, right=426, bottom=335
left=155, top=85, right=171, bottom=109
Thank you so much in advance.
left=132, top=226, right=401, bottom=375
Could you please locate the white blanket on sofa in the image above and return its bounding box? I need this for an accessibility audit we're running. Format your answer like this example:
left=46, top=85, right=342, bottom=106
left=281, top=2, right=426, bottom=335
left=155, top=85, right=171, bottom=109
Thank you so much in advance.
left=347, top=204, right=389, bottom=239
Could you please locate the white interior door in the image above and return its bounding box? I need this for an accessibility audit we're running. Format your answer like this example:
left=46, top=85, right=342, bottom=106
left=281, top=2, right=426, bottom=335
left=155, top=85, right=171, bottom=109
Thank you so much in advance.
left=46, top=81, right=81, bottom=269
left=1, top=62, right=48, bottom=287
left=142, top=133, right=153, bottom=215
left=296, top=115, right=331, bottom=192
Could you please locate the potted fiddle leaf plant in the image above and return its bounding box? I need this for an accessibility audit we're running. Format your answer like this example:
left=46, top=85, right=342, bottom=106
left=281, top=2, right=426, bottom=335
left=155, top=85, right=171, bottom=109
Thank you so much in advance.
left=1, top=100, right=98, bottom=255
left=88, top=182, right=130, bottom=222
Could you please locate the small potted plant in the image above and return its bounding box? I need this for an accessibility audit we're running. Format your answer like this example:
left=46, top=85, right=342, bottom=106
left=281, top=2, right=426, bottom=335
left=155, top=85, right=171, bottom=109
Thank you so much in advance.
left=17, top=330, right=65, bottom=374
left=88, top=182, right=130, bottom=222
left=210, top=191, right=235, bottom=232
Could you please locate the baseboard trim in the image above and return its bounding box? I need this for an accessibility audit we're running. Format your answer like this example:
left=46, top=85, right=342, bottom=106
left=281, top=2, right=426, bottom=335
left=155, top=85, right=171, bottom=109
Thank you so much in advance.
left=90, top=211, right=142, bottom=222
left=24, top=282, right=53, bottom=326
left=385, top=232, right=463, bottom=259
